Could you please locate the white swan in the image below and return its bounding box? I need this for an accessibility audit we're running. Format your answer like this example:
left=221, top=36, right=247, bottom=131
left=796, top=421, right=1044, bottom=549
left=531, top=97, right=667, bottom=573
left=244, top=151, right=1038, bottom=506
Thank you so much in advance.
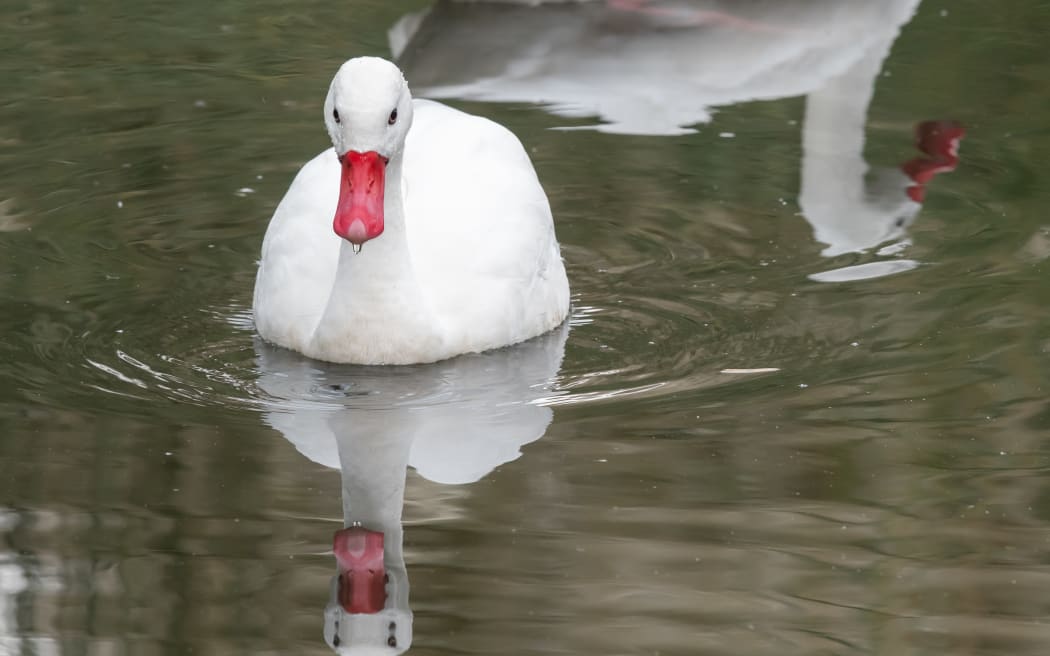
left=253, top=57, right=570, bottom=365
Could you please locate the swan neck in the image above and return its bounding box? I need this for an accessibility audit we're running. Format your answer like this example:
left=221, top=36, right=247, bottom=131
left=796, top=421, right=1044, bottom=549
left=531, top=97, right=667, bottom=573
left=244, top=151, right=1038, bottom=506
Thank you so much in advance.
left=321, top=153, right=419, bottom=311
left=310, top=152, right=445, bottom=363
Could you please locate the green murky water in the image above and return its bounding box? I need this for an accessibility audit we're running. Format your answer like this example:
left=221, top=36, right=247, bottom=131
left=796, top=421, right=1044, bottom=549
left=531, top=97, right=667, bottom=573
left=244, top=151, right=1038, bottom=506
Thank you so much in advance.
left=2, top=1, right=1050, bottom=654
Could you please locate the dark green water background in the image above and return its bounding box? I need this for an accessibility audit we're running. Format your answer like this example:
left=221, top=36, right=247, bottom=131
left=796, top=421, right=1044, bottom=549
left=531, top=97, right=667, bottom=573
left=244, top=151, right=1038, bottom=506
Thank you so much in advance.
left=2, top=1, right=1049, bottom=654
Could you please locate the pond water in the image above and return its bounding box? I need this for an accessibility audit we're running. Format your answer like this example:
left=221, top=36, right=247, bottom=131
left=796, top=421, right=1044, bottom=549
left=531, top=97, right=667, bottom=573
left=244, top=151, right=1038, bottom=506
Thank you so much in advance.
left=3, top=1, right=1050, bottom=654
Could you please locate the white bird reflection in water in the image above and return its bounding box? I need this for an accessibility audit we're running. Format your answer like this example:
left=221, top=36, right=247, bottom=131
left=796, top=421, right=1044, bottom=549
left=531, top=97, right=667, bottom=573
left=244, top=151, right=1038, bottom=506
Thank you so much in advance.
left=392, top=0, right=963, bottom=277
left=254, top=321, right=568, bottom=654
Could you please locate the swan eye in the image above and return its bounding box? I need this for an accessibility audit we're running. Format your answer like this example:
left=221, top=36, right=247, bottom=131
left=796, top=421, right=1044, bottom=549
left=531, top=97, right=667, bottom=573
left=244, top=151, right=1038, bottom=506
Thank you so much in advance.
left=333, top=109, right=340, bottom=124
left=388, top=108, right=398, bottom=125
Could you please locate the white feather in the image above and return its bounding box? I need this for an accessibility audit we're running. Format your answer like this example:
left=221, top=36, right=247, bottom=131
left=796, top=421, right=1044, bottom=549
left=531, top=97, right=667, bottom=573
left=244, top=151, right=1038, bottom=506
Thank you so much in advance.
left=253, top=58, right=569, bottom=364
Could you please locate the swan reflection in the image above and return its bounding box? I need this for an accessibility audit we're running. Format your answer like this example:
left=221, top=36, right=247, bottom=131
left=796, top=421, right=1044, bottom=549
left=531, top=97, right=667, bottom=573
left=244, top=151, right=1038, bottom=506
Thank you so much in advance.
left=392, top=0, right=963, bottom=277
left=254, top=322, right=568, bottom=653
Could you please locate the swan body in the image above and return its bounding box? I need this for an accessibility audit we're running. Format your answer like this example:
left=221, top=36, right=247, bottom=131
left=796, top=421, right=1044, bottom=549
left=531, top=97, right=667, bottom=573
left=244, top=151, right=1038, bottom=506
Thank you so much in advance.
left=253, top=57, right=569, bottom=365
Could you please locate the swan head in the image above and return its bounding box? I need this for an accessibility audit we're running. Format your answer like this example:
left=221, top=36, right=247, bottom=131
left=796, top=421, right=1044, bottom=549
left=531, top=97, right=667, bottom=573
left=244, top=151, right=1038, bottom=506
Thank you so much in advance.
left=323, top=57, right=414, bottom=246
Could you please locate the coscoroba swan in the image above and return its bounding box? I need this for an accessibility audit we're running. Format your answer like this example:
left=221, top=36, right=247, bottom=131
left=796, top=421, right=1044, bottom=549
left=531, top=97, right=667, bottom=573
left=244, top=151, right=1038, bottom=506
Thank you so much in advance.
left=252, top=57, right=570, bottom=364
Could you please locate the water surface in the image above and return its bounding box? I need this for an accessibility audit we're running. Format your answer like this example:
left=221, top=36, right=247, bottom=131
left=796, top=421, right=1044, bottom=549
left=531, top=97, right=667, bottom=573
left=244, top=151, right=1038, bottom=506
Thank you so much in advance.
left=2, top=1, right=1050, bottom=654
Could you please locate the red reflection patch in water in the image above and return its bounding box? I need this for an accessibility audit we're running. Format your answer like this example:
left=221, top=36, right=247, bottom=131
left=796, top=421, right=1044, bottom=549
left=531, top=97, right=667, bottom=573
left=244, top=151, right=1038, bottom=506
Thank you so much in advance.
left=333, top=526, right=387, bottom=614
left=901, top=120, right=965, bottom=202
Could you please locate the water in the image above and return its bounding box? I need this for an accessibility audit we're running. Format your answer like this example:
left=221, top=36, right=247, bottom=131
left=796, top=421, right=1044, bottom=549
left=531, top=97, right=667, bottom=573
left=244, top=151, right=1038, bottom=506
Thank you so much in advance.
left=2, top=1, right=1050, bottom=654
